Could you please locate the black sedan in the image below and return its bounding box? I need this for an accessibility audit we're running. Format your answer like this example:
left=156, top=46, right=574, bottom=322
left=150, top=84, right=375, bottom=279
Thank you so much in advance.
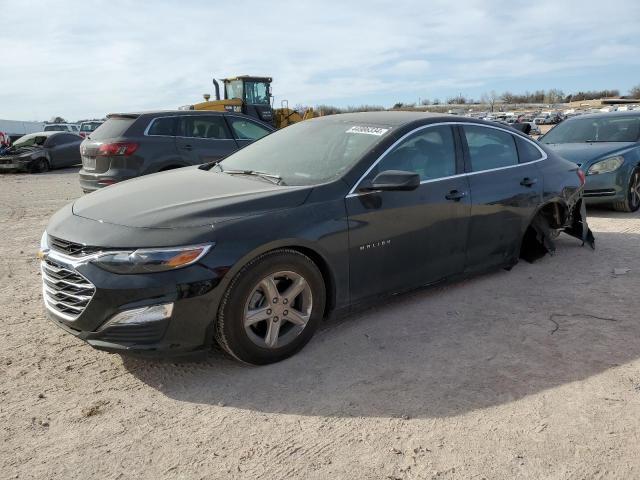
left=40, top=112, right=593, bottom=364
left=0, top=131, right=82, bottom=173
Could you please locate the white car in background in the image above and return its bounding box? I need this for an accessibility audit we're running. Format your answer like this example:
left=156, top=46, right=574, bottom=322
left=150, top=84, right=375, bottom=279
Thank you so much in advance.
left=43, top=124, right=80, bottom=133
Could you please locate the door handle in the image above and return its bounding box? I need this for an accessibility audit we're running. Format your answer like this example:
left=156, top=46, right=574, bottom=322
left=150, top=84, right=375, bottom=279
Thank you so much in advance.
left=445, top=190, right=466, bottom=201
left=183, top=144, right=193, bottom=151
left=520, top=177, right=538, bottom=187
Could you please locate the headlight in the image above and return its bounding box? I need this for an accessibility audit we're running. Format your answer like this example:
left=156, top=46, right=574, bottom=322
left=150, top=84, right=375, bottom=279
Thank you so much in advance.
left=92, top=244, right=212, bottom=274
left=38, top=231, right=49, bottom=259
left=40, top=231, right=49, bottom=250
left=587, top=155, right=624, bottom=175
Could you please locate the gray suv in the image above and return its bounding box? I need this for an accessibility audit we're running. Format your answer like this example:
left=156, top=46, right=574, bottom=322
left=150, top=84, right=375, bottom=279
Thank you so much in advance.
left=78, top=110, right=274, bottom=192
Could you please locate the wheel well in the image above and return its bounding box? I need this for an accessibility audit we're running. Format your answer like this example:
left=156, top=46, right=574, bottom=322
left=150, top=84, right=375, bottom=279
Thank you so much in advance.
left=280, top=245, right=336, bottom=318
left=519, top=202, right=566, bottom=262
left=536, top=201, right=567, bottom=229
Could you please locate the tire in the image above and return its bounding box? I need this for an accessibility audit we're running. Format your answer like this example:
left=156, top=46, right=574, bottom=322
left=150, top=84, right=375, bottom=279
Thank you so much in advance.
left=30, top=158, right=49, bottom=174
left=215, top=249, right=326, bottom=365
left=612, top=167, right=640, bottom=212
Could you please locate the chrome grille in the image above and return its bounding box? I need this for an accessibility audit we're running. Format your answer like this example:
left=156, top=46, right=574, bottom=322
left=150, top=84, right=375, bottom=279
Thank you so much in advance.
left=41, top=257, right=95, bottom=320
left=49, top=236, right=101, bottom=257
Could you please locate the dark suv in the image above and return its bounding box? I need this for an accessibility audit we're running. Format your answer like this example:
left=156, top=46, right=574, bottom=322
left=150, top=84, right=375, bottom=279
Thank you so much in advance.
left=78, top=111, right=274, bottom=192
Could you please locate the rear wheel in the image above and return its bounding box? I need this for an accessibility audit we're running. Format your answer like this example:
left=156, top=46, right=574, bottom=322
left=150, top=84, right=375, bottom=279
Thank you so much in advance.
left=30, top=158, right=49, bottom=174
left=215, top=249, right=325, bottom=365
left=612, top=168, right=640, bottom=212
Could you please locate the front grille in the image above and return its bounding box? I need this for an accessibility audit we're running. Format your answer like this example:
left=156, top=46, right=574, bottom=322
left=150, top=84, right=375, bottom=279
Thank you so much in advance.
left=41, top=257, right=95, bottom=320
left=49, top=235, right=101, bottom=257
left=97, top=322, right=168, bottom=344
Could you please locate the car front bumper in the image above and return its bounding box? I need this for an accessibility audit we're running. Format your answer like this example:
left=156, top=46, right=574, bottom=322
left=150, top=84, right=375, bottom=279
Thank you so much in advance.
left=41, top=248, right=225, bottom=357
left=0, top=158, right=31, bottom=172
left=583, top=169, right=627, bottom=204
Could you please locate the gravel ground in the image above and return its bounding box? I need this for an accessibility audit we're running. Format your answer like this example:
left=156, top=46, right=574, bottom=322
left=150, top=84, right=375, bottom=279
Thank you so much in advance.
left=1, top=168, right=639, bottom=480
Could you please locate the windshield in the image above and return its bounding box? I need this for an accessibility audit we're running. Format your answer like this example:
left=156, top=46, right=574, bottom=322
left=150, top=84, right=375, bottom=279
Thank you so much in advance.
left=44, top=125, right=66, bottom=131
left=225, top=80, right=243, bottom=100
left=218, top=119, right=392, bottom=186
left=244, top=81, right=270, bottom=105
left=13, top=133, right=47, bottom=148
left=80, top=122, right=101, bottom=132
left=542, top=115, right=640, bottom=143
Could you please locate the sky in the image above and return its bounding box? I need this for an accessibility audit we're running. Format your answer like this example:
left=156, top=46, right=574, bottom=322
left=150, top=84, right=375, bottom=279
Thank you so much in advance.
left=1, top=0, right=639, bottom=121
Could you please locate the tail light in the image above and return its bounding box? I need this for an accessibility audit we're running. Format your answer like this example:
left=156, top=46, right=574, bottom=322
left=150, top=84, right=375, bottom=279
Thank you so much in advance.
left=97, top=142, right=139, bottom=156
left=576, top=169, right=585, bottom=186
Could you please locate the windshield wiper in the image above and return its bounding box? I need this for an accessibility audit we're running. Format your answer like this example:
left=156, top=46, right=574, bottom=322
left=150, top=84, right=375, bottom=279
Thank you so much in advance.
left=223, top=169, right=284, bottom=185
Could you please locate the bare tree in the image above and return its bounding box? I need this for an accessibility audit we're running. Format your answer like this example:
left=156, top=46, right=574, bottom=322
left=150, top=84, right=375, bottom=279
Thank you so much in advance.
left=545, top=89, right=565, bottom=104
left=480, top=90, right=499, bottom=111
left=630, top=84, right=640, bottom=99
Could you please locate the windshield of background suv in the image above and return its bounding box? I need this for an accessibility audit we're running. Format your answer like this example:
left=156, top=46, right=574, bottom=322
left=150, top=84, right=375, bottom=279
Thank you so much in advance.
left=90, top=117, right=136, bottom=140
left=218, top=120, right=392, bottom=186
left=13, top=133, right=47, bottom=148
left=80, top=122, right=101, bottom=132
left=542, top=116, right=640, bottom=143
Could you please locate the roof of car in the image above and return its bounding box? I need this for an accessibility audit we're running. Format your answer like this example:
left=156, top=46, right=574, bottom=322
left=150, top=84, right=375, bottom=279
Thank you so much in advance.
left=312, top=111, right=458, bottom=126
left=24, top=131, right=67, bottom=137
left=107, top=110, right=230, bottom=118
left=565, top=110, right=640, bottom=120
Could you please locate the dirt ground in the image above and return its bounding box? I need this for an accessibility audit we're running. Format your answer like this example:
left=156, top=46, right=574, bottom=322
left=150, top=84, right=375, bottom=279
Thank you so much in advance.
left=1, top=169, right=639, bottom=480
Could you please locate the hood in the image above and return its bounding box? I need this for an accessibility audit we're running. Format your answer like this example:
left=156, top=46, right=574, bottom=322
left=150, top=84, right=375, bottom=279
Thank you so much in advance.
left=72, top=167, right=312, bottom=228
left=543, top=142, right=635, bottom=166
left=0, top=145, right=42, bottom=157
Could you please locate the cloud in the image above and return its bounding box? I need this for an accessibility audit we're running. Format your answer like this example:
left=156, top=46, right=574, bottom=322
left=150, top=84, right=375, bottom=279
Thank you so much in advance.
left=0, top=0, right=639, bottom=120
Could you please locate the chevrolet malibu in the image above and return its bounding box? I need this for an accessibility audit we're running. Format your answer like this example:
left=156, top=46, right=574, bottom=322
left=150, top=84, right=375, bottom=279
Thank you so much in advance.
left=541, top=111, right=640, bottom=212
left=40, top=112, right=593, bottom=364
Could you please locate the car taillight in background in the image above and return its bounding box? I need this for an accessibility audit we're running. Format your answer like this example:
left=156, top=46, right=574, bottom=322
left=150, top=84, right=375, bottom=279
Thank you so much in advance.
left=97, top=142, right=139, bottom=156
left=576, top=169, right=586, bottom=186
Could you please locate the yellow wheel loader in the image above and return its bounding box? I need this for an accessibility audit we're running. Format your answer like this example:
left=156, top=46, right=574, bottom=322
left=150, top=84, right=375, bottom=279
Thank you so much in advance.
left=181, top=76, right=315, bottom=129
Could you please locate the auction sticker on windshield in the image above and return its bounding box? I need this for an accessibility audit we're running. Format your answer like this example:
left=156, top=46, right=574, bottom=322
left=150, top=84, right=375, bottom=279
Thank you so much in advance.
left=346, top=126, right=390, bottom=136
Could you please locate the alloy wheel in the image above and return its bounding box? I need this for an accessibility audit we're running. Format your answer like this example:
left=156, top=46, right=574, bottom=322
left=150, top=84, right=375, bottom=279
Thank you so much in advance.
left=243, top=271, right=313, bottom=349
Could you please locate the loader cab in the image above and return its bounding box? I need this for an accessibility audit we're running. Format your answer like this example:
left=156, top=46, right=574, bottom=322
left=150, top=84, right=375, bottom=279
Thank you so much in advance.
left=222, top=76, right=274, bottom=125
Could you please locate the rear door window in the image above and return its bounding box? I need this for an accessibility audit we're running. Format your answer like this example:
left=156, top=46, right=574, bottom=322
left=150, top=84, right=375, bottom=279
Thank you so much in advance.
left=48, top=134, right=80, bottom=146
left=147, top=117, right=176, bottom=136
left=178, top=116, right=231, bottom=139
left=91, top=117, right=137, bottom=140
left=463, top=125, right=519, bottom=171
left=227, top=117, right=271, bottom=141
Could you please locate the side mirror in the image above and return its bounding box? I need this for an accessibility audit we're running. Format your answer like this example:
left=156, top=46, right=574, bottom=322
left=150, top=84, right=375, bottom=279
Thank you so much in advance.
left=359, top=170, right=420, bottom=192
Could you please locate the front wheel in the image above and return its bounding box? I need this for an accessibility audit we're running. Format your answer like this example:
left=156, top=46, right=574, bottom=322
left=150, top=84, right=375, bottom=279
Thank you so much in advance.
left=30, top=158, right=49, bottom=174
left=612, top=168, right=640, bottom=212
left=215, top=249, right=326, bottom=365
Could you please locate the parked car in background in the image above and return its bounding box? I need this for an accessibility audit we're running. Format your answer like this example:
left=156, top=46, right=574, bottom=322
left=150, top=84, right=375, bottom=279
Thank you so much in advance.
left=79, top=121, right=104, bottom=138
left=541, top=111, right=640, bottom=211
left=527, top=122, right=542, bottom=135
left=0, top=131, right=82, bottom=173
left=78, top=110, right=274, bottom=192
left=42, top=112, right=593, bottom=364
left=44, top=124, right=80, bottom=134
